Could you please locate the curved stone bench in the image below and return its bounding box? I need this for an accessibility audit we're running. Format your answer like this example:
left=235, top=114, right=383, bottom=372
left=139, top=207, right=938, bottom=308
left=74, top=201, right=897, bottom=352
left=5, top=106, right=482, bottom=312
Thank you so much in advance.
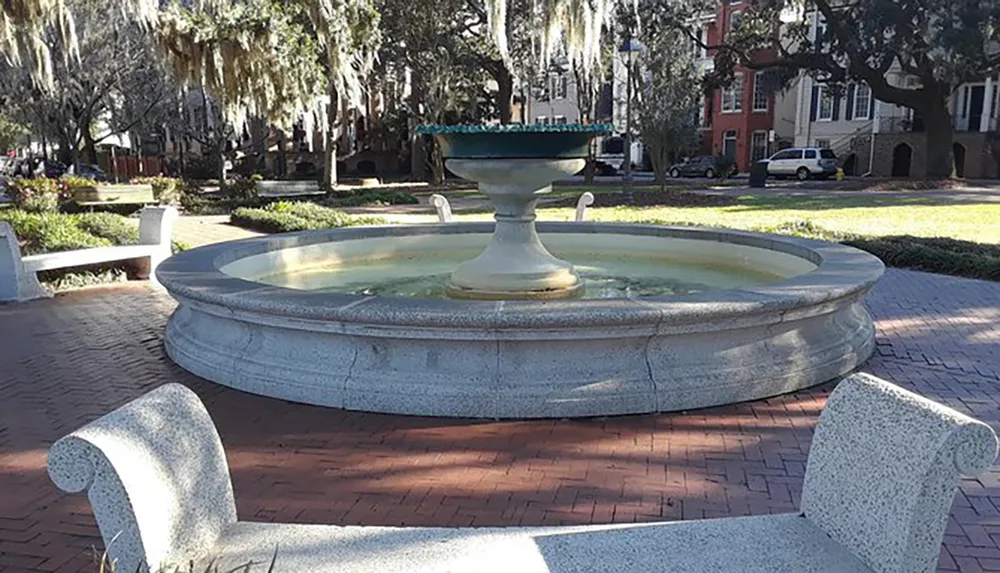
left=47, top=373, right=997, bottom=573
left=0, top=207, right=177, bottom=302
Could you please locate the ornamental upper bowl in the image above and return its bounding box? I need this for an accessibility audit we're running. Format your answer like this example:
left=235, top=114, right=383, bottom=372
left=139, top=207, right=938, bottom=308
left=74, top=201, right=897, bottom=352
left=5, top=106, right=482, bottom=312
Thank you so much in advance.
left=415, top=123, right=613, bottom=160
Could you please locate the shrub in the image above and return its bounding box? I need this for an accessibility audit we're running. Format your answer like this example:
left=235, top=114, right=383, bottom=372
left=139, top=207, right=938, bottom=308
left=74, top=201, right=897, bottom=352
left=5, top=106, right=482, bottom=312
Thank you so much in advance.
left=845, top=236, right=1000, bottom=282
left=712, top=153, right=737, bottom=178
left=75, top=212, right=139, bottom=245
left=7, top=178, right=64, bottom=213
left=60, top=175, right=99, bottom=190
left=325, top=189, right=419, bottom=207
left=231, top=201, right=386, bottom=233
left=224, top=174, right=262, bottom=200
left=133, top=176, right=183, bottom=206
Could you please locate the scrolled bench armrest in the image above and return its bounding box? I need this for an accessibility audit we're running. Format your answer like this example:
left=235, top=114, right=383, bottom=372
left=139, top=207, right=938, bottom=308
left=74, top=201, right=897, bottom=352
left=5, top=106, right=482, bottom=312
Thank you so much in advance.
left=47, top=384, right=236, bottom=573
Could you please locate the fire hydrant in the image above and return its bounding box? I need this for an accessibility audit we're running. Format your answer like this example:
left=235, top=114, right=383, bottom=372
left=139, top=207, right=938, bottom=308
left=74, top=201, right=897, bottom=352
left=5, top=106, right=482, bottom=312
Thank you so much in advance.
left=836, top=167, right=844, bottom=181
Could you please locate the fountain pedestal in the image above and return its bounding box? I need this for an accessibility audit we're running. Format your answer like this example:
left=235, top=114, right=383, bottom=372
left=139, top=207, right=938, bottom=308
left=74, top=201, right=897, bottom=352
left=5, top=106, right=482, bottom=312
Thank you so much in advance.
left=445, top=158, right=585, bottom=300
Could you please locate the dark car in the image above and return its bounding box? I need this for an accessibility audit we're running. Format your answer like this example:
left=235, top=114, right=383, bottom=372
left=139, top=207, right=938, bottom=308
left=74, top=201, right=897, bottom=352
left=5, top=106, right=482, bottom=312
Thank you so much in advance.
left=44, top=160, right=68, bottom=179
left=668, top=155, right=723, bottom=178
left=75, top=163, right=107, bottom=181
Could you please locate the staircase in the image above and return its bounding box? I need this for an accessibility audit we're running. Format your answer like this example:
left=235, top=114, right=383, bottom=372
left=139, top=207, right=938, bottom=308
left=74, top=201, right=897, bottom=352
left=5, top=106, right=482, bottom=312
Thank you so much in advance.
left=830, top=120, right=873, bottom=160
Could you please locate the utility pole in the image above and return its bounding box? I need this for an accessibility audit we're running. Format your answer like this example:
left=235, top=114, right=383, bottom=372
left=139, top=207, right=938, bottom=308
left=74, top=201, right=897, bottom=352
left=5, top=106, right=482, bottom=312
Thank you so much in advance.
left=623, top=29, right=634, bottom=197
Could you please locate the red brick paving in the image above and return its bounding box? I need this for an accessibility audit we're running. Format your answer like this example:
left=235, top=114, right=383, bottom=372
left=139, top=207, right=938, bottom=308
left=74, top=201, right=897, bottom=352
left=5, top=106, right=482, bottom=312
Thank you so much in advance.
left=1, top=268, right=999, bottom=572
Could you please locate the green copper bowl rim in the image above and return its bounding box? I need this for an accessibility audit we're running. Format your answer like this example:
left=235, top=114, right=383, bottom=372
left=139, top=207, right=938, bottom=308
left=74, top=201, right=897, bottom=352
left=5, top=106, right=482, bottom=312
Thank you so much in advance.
left=414, top=123, right=615, bottom=135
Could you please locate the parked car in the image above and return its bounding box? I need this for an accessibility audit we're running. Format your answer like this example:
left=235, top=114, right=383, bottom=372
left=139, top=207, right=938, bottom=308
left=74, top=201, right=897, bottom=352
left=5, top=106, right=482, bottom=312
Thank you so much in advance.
left=73, top=163, right=107, bottom=181
left=43, top=160, right=68, bottom=179
left=668, top=155, right=726, bottom=178
left=763, top=147, right=838, bottom=181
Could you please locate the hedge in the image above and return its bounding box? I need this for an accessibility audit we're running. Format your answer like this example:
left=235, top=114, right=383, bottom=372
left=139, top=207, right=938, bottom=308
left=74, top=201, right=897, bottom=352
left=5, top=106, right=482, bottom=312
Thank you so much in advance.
left=230, top=201, right=386, bottom=233
left=324, top=189, right=419, bottom=207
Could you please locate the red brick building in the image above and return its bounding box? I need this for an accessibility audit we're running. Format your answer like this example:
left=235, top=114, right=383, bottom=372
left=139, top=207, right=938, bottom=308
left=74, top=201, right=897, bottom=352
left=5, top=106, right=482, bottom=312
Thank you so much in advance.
left=700, top=0, right=779, bottom=172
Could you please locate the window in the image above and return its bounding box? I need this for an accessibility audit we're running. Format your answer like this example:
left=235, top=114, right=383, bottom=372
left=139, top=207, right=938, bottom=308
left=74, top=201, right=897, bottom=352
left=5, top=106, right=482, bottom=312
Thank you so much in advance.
left=552, top=74, right=568, bottom=99
left=553, top=115, right=568, bottom=125
left=535, top=116, right=548, bottom=125
left=729, top=11, right=742, bottom=35
left=751, top=131, right=769, bottom=161
left=771, top=149, right=802, bottom=160
left=853, top=84, right=871, bottom=120
left=804, top=149, right=817, bottom=159
left=752, top=72, right=768, bottom=112
left=817, top=87, right=834, bottom=121
left=815, top=139, right=831, bottom=149
left=722, top=73, right=744, bottom=113
left=820, top=149, right=836, bottom=159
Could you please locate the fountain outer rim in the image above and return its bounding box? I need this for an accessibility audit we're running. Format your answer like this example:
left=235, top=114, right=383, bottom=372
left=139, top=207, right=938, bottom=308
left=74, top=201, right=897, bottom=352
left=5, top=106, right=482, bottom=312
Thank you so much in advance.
left=155, top=222, right=885, bottom=332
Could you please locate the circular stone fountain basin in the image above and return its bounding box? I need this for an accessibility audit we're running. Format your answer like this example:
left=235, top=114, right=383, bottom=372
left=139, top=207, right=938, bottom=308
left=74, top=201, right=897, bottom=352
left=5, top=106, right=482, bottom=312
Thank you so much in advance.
left=157, top=223, right=884, bottom=419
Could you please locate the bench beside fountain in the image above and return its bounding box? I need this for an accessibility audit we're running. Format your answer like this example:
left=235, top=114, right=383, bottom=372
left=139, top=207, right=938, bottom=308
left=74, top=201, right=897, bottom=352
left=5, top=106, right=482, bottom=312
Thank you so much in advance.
left=0, top=207, right=177, bottom=302
left=47, top=373, right=998, bottom=573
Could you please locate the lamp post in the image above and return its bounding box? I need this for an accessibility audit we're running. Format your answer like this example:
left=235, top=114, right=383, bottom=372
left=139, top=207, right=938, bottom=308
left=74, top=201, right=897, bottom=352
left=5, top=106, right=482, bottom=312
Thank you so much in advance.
left=619, top=34, right=643, bottom=198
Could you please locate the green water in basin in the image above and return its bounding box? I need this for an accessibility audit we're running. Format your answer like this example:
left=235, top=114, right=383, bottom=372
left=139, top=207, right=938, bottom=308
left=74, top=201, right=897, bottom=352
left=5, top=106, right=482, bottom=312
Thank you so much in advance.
left=256, top=250, right=785, bottom=299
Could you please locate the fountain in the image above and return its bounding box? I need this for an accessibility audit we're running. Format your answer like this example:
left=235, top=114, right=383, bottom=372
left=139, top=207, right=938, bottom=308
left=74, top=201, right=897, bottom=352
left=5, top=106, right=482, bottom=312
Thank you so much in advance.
left=157, top=124, right=884, bottom=418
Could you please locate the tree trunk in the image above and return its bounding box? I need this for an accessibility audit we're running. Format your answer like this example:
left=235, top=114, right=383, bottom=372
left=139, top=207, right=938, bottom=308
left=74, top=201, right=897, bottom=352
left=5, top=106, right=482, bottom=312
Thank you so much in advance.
left=323, top=84, right=339, bottom=195
left=497, top=67, right=514, bottom=125
left=427, top=137, right=444, bottom=185
left=584, top=138, right=596, bottom=183
left=409, top=74, right=426, bottom=180
left=650, top=143, right=667, bottom=188
left=81, top=129, right=98, bottom=165
left=56, top=135, right=73, bottom=166
left=922, top=96, right=955, bottom=178
left=276, top=129, right=287, bottom=178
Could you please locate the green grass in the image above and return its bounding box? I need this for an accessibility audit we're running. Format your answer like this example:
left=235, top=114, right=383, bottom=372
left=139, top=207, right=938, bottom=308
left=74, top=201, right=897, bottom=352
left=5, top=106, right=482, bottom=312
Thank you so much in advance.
left=522, top=194, right=1000, bottom=244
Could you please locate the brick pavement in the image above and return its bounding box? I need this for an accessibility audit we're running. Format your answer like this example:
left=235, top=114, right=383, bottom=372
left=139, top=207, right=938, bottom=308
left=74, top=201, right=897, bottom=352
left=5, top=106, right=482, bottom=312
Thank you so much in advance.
left=1, top=269, right=999, bottom=572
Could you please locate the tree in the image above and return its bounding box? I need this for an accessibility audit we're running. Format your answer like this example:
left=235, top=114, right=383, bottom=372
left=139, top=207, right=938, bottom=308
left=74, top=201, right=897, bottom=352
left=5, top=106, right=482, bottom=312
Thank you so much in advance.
left=0, top=115, right=28, bottom=151
left=0, top=0, right=170, bottom=167
left=376, top=0, right=498, bottom=181
left=696, top=0, right=1000, bottom=178
left=634, top=10, right=702, bottom=187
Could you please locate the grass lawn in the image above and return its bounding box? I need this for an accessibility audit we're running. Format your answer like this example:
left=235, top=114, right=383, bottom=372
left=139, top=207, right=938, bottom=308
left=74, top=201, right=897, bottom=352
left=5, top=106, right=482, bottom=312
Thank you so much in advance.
left=449, top=192, right=1000, bottom=244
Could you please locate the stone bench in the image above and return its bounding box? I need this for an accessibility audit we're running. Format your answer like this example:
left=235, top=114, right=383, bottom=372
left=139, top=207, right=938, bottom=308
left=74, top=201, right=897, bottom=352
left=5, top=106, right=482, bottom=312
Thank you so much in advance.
left=255, top=180, right=322, bottom=197
left=0, top=206, right=178, bottom=302
left=72, top=183, right=156, bottom=206
left=47, top=373, right=997, bottom=573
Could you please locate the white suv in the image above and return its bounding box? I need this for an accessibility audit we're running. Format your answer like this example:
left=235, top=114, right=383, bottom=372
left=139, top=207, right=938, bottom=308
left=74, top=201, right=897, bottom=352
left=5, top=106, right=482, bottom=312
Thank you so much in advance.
left=764, top=147, right=838, bottom=180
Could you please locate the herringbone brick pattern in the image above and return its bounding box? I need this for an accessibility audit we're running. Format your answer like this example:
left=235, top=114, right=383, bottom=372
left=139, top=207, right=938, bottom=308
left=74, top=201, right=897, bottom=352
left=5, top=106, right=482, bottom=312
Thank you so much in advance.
left=1, top=268, right=999, bottom=572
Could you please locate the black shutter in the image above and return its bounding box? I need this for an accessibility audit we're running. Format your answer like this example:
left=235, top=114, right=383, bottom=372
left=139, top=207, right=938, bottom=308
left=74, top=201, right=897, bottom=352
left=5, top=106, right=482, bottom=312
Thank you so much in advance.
left=832, top=89, right=841, bottom=120
left=810, top=86, right=819, bottom=121
left=870, top=94, right=876, bottom=119
left=845, top=84, right=855, bottom=121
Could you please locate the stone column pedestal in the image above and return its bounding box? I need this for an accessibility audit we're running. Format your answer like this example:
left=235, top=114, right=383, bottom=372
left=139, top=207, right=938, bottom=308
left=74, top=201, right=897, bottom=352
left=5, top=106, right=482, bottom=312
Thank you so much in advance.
left=445, top=158, right=585, bottom=299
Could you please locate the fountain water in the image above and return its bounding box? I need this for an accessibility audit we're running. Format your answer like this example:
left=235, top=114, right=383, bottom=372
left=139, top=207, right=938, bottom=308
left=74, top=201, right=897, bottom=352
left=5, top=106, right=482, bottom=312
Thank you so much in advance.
left=157, top=124, right=884, bottom=418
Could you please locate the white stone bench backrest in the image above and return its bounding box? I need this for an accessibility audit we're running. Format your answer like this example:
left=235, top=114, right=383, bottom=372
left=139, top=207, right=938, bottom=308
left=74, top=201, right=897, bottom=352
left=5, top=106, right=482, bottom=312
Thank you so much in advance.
left=801, top=373, right=999, bottom=573
left=47, top=384, right=237, bottom=573
left=256, top=181, right=320, bottom=194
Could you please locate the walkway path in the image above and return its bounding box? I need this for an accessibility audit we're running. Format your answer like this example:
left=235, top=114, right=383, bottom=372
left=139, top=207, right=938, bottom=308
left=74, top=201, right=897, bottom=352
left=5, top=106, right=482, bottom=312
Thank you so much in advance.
left=1, top=269, right=998, bottom=572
